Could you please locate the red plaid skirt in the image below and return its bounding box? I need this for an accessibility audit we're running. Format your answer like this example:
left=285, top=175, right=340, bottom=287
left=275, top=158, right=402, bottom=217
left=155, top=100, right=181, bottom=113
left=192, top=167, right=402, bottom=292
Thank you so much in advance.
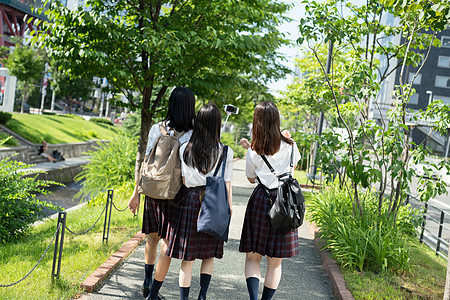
left=239, top=185, right=299, bottom=258
left=166, top=188, right=224, bottom=261
left=141, top=185, right=187, bottom=240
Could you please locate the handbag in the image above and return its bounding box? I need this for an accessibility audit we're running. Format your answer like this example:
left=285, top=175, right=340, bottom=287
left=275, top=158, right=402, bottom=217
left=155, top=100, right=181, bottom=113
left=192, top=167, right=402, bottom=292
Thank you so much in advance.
left=197, top=146, right=231, bottom=242
left=260, top=144, right=305, bottom=230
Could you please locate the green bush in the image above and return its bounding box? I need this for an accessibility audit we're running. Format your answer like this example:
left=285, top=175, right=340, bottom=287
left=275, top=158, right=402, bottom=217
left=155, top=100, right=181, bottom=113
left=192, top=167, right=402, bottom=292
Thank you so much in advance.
left=221, top=132, right=246, bottom=158
left=308, top=184, right=421, bottom=272
left=0, top=139, right=60, bottom=242
left=0, top=111, right=12, bottom=125
left=0, top=133, right=18, bottom=146
left=122, top=112, right=141, bottom=137
left=75, top=133, right=137, bottom=201
left=90, top=117, right=114, bottom=126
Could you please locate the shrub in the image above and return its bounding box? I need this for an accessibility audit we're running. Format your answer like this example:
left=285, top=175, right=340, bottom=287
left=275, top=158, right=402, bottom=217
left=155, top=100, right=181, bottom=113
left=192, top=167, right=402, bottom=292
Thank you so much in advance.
left=90, top=117, right=114, bottom=126
left=221, top=132, right=246, bottom=158
left=0, top=111, right=12, bottom=125
left=308, top=184, right=421, bottom=272
left=75, top=133, right=137, bottom=201
left=122, top=112, right=141, bottom=137
left=0, top=139, right=60, bottom=242
left=0, top=133, right=18, bottom=146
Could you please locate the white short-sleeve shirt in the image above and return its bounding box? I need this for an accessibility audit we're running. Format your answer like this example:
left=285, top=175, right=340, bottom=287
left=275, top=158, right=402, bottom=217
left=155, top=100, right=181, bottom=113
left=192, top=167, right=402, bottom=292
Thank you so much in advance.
left=180, top=143, right=234, bottom=188
left=145, top=122, right=193, bottom=155
left=246, top=140, right=301, bottom=189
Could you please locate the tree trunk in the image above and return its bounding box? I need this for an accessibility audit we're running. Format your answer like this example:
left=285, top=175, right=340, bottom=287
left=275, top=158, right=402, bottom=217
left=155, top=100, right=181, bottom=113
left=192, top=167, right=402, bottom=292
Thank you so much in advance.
left=68, top=95, right=73, bottom=114
left=134, top=85, right=152, bottom=182
left=21, top=82, right=28, bottom=113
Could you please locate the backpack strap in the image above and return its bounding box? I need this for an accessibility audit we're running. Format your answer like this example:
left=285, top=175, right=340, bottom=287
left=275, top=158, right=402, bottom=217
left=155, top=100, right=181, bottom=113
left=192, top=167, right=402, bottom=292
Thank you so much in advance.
left=213, top=146, right=228, bottom=178
left=261, top=143, right=295, bottom=177
left=159, top=121, right=185, bottom=138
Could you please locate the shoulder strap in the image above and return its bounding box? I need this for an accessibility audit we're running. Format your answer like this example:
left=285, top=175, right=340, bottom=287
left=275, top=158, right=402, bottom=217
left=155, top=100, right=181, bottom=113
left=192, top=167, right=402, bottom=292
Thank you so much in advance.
left=260, top=155, right=276, bottom=176
left=160, top=121, right=185, bottom=138
left=213, top=146, right=228, bottom=177
left=261, top=143, right=295, bottom=176
left=289, top=143, right=294, bottom=169
left=158, top=121, right=168, bottom=136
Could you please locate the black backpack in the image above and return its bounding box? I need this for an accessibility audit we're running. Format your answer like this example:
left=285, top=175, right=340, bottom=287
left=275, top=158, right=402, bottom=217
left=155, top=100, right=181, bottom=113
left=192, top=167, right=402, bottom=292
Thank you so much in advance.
left=260, top=144, right=305, bottom=230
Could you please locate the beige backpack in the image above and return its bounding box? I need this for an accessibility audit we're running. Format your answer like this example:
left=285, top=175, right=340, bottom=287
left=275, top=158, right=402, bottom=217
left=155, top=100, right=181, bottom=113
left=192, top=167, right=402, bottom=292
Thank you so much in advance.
left=138, top=122, right=184, bottom=199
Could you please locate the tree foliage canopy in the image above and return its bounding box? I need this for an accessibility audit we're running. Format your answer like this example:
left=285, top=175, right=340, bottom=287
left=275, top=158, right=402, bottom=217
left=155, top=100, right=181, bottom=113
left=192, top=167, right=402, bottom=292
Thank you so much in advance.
left=34, top=0, right=293, bottom=174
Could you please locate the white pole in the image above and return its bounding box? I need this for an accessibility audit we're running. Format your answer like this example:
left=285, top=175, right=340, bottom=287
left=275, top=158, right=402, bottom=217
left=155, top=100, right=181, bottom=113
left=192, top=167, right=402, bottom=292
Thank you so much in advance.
left=221, top=113, right=231, bottom=138
left=40, top=63, right=48, bottom=114
left=50, top=89, right=55, bottom=113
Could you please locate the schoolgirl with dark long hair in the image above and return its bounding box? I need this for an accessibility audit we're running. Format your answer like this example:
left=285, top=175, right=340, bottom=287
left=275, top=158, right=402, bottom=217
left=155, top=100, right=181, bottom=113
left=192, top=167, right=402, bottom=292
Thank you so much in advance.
left=239, top=101, right=301, bottom=300
left=167, top=103, right=234, bottom=300
left=128, top=87, right=196, bottom=299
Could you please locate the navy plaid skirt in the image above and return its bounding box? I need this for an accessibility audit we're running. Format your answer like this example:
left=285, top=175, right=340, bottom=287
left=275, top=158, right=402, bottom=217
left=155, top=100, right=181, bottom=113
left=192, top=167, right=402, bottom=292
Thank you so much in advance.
left=141, top=185, right=187, bottom=240
left=239, top=185, right=299, bottom=258
left=166, top=188, right=224, bottom=261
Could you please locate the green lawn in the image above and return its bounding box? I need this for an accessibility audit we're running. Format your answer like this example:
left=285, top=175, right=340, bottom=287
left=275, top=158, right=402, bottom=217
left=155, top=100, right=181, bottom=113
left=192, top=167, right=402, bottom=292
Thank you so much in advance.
left=343, top=241, right=446, bottom=299
left=0, top=185, right=140, bottom=300
left=5, top=113, right=121, bottom=144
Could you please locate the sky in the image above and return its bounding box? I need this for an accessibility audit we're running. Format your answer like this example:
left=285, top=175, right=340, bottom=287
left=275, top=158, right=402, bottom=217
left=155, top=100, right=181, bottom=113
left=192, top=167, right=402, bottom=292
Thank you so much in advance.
left=267, top=0, right=305, bottom=97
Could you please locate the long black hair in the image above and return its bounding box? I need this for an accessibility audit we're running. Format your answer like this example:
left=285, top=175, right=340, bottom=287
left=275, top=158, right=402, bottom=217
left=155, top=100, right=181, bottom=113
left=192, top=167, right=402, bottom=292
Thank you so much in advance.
left=183, top=103, right=222, bottom=175
left=164, top=87, right=196, bottom=132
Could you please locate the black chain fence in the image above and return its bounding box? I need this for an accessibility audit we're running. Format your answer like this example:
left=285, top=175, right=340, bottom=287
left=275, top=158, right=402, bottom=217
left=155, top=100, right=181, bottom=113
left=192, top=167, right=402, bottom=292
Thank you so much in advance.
left=1, top=189, right=136, bottom=286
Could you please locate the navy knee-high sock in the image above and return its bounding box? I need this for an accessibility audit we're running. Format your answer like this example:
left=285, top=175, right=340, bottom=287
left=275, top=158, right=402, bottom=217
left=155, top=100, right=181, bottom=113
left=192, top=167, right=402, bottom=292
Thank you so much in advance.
left=261, top=286, right=276, bottom=300
left=149, top=280, right=163, bottom=299
left=180, top=286, right=190, bottom=300
left=246, top=277, right=259, bottom=300
left=144, top=264, right=154, bottom=287
left=198, top=273, right=212, bottom=300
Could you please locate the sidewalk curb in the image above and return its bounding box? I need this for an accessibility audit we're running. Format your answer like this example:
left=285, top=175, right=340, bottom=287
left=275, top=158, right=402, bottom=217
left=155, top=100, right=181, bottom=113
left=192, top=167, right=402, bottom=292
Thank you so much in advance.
left=308, top=221, right=355, bottom=300
left=79, top=231, right=146, bottom=293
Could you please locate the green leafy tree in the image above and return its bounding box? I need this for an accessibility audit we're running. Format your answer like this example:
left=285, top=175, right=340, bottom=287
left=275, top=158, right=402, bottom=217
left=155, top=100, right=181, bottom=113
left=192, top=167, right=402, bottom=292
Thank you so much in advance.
left=51, top=67, right=94, bottom=114
left=33, top=0, right=291, bottom=179
left=297, top=0, right=450, bottom=217
left=0, top=39, right=45, bottom=113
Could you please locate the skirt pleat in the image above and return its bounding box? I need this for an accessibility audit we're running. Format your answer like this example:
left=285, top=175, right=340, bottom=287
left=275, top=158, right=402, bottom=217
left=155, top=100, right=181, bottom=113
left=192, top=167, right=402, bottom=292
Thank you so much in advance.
left=141, top=185, right=187, bottom=240
left=167, top=188, right=224, bottom=261
left=239, top=185, right=299, bottom=258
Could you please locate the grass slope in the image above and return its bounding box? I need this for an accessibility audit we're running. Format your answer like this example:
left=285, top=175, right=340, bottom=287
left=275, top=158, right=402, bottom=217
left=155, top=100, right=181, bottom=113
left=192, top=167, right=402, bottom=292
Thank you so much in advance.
left=6, top=113, right=120, bottom=144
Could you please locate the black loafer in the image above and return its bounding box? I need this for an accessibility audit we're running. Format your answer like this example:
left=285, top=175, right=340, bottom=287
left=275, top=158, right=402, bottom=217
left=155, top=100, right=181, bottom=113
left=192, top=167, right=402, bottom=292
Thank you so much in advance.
left=142, top=285, right=150, bottom=298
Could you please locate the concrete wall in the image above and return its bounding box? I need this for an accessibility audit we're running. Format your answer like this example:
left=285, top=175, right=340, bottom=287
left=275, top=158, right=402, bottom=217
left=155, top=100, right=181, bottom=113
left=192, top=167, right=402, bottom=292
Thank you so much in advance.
left=0, top=146, right=28, bottom=162
left=0, top=140, right=107, bottom=163
left=44, top=140, right=107, bottom=159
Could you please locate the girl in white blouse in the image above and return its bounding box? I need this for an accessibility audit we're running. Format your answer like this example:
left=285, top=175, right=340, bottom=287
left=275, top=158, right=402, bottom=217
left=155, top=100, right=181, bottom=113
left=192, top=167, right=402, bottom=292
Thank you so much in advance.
left=128, top=87, right=196, bottom=299
left=239, top=101, right=301, bottom=300
left=167, top=103, right=233, bottom=300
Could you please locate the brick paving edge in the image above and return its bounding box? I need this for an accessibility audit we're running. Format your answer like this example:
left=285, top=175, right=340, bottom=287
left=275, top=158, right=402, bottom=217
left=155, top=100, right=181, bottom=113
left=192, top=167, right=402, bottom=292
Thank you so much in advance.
left=77, top=231, right=146, bottom=297
left=307, top=221, right=355, bottom=300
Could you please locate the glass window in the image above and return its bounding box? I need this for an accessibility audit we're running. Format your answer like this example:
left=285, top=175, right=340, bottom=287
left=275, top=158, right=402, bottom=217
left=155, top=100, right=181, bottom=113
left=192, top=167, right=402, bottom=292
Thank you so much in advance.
left=443, top=36, right=450, bottom=48
left=409, top=93, right=419, bottom=105
left=408, top=72, right=422, bottom=85
left=435, top=95, right=450, bottom=105
left=435, top=75, right=450, bottom=88
left=438, top=56, right=450, bottom=68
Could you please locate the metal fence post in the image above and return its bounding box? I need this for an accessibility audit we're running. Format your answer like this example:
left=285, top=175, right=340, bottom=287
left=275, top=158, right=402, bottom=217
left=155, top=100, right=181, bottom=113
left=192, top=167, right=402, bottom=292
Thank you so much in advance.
left=51, top=211, right=67, bottom=279
left=437, top=211, right=445, bottom=255
left=102, top=190, right=114, bottom=243
left=420, top=202, right=428, bottom=244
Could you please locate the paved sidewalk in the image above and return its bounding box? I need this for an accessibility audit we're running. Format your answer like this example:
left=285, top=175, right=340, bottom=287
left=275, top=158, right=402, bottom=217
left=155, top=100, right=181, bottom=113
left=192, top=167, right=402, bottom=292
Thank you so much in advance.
left=83, top=159, right=335, bottom=300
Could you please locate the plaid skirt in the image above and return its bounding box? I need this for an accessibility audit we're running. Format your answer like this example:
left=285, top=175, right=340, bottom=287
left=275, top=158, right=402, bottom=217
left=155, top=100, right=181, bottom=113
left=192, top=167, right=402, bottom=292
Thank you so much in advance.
left=166, top=188, right=224, bottom=261
left=239, top=185, right=299, bottom=258
left=141, top=185, right=187, bottom=240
